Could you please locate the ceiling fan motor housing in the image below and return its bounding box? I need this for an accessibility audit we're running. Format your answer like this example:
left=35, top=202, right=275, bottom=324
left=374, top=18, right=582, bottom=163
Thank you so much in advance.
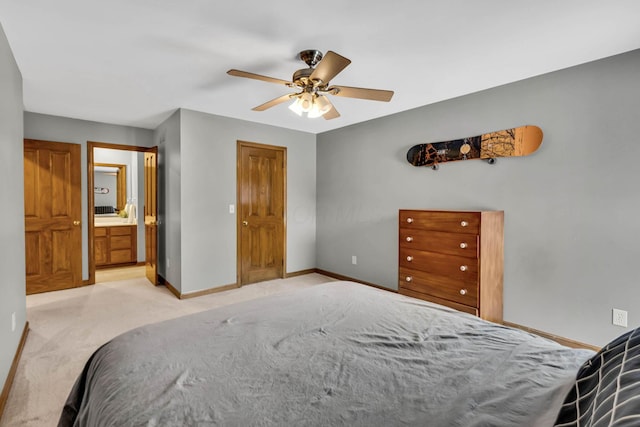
left=293, top=50, right=325, bottom=88
left=298, top=49, right=323, bottom=67
left=292, top=68, right=316, bottom=87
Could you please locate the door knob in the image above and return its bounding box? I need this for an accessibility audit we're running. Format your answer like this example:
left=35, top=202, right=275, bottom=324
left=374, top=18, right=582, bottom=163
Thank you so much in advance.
left=73, top=220, right=81, bottom=226
left=242, top=220, right=249, bottom=226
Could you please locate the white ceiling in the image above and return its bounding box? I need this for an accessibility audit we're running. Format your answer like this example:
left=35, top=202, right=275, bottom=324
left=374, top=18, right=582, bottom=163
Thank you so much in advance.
left=1, top=1, right=639, bottom=134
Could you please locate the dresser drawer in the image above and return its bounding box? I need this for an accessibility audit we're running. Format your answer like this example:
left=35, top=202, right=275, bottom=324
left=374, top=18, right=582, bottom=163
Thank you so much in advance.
left=399, top=267, right=478, bottom=307
left=400, top=210, right=480, bottom=234
left=399, top=250, right=478, bottom=281
left=399, top=288, right=478, bottom=316
left=399, top=229, right=478, bottom=259
left=95, top=227, right=107, bottom=237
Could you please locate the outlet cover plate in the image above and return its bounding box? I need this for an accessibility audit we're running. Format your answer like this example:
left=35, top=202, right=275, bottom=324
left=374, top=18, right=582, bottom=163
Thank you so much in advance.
left=613, top=308, right=628, bottom=327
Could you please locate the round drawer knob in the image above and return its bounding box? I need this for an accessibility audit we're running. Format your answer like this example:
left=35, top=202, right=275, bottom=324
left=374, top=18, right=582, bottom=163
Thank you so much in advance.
left=405, top=276, right=412, bottom=282
left=459, top=289, right=467, bottom=295
left=460, top=221, right=469, bottom=227
left=406, top=236, right=413, bottom=242
left=459, top=242, right=468, bottom=249
left=460, top=265, right=468, bottom=272
left=406, top=256, right=413, bottom=262
left=406, top=217, right=414, bottom=223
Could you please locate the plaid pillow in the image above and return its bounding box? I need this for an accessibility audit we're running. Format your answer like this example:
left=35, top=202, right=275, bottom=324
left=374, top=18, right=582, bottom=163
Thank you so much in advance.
left=554, top=327, right=640, bottom=426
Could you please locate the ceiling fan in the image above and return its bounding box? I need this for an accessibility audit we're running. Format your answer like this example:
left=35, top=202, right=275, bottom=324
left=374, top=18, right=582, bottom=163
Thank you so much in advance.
left=227, top=50, right=394, bottom=120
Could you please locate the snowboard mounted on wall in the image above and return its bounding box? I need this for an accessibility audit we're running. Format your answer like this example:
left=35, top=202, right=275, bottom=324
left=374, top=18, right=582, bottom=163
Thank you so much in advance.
left=406, top=125, right=543, bottom=169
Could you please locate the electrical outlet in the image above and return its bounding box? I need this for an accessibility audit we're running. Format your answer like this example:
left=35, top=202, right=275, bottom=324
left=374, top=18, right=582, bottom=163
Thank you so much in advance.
left=352, top=255, right=357, bottom=265
left=612, top=308, right=628, bottom=327
left=11, top=312, right=16, bottom=332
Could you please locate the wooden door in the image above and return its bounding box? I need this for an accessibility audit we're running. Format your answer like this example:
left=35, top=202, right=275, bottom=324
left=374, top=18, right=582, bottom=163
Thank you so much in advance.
left=24, top=139, right=82, bottom=294
left=237, top=141, right=286, bottom=285
left=144, top=148, right=158, bottom=285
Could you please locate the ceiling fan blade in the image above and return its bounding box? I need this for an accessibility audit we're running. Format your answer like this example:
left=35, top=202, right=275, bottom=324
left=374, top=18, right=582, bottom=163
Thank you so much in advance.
left=252, top=94, right=294, bottom=111
left=323, top=102, right=340, bottom=120
left=309, top=51, right=351, bottom=84
left=227, top=69, right=292, bottom=86
left=328, top=85, right=394, bottom=102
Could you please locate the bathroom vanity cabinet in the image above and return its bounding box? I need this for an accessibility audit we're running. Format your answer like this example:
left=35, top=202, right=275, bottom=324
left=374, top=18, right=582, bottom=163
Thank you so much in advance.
left=95, top=225, right=137, bottom=268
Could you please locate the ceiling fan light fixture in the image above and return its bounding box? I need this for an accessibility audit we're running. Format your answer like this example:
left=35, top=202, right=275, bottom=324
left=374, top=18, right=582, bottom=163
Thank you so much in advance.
left=299, top=92, right=313, bottom=112
left=288, top=97, right=304, bottom=116
left=288, top=92, right=316, bottom=116
left=308, top=95, right=332, bottom=118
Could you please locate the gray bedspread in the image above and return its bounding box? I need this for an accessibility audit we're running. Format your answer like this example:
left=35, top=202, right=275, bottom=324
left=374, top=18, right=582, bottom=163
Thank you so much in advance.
left=59, top=281, right=594, bottom=427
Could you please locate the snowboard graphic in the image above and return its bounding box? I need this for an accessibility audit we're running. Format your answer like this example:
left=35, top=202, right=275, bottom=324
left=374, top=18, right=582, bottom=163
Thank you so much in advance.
left=407, top=125, right=543, bottom=169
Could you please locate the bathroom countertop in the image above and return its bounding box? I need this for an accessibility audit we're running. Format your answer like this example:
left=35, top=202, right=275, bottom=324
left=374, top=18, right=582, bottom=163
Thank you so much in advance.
left=95, top=221, right=137, bottom=227
left=94, top=216, right=137, bottom=227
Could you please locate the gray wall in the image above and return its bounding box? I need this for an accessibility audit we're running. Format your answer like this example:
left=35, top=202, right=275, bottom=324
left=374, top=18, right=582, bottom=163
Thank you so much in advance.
left=24, top=112, right=154, bottom=279
left=154, top=110, right=181, bottom=289
left=316, top=49, right=640, bottom=347
left=0, top=23, right=25, bottom=395
left=179, top=109, right=317, bottom=294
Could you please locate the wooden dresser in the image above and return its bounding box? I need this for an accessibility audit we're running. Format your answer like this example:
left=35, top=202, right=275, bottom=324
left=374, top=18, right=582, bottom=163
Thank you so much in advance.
left=95, top=225, right=138, bottom=268
left=398, top=210, right=503, bottom=322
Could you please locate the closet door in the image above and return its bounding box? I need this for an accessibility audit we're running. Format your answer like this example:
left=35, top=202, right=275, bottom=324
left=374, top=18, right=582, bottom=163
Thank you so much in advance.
left=24, top=139, right=82, bottom=294
left=237, top=141, right=286, bottom=286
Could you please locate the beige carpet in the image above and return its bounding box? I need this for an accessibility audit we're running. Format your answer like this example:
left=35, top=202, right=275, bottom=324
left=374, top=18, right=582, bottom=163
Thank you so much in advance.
left=1, top=269, right=336, bottom=426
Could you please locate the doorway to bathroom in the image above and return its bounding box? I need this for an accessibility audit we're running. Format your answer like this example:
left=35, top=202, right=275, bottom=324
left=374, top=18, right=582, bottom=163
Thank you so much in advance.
left=87, top=141, right=158, bottom=286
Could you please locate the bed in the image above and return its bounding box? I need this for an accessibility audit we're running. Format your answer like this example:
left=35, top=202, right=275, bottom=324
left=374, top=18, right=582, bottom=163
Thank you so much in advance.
left=58, top=281, right=639, bottom=426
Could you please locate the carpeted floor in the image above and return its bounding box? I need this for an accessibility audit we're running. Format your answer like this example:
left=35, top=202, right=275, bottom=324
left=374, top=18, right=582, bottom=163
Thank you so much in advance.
left=0, top=269, right=335, bottom=426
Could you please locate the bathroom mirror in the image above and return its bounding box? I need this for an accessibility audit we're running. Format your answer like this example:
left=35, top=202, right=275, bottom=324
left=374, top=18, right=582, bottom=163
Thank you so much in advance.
left=94, top=163, right=126, bottom=212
